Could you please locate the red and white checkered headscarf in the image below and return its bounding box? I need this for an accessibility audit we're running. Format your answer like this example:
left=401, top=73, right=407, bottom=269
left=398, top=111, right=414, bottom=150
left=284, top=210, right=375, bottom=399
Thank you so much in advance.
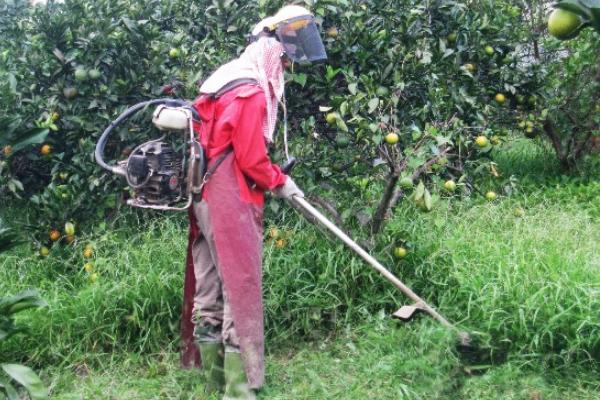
left=199, top=37, right=285, bottom=143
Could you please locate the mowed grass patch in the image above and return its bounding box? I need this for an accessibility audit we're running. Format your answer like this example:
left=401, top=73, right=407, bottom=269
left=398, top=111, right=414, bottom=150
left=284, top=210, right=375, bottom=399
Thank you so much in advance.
left=44, top=320, right=600, bottom=399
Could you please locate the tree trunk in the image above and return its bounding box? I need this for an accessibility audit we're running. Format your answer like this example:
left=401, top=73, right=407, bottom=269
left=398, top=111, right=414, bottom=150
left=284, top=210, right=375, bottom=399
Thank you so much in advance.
left=370, top=171, right=399, bottom=235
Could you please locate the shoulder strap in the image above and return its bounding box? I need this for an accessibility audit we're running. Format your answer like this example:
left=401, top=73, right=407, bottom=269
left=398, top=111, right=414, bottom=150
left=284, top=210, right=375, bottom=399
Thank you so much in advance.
left=210, top=78, right=258, bottom=99
left=204, top=147, right=232, bottom=179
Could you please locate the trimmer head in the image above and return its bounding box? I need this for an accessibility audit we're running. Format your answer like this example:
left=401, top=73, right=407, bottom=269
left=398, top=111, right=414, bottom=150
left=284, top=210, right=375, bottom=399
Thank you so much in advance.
left=392, top=302, right=425, bottom=321
left=393, top=303, right=478, bottom=362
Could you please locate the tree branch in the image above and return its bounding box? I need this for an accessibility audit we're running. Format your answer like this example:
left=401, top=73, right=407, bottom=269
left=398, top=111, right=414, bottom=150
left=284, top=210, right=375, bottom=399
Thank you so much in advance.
left=387, top=146, right=452, bottom=212
left=370, top=170, right=399, bottom=235
left=307, top=194, right=344, bottom=228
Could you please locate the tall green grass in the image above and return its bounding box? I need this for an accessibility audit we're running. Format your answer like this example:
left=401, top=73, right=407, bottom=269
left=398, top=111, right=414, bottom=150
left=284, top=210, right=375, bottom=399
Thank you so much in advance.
left=43, top=321, right=600, bottom=399
left=0, top=213, right=188, bottom=365
left=391, top=199, right=600, bottom=363
left=1, top=139, right=599, bottom=372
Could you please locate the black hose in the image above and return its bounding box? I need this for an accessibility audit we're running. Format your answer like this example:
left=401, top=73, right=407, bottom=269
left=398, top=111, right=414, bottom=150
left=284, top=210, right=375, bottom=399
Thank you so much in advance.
left=95, top=98, right=197, bottom=173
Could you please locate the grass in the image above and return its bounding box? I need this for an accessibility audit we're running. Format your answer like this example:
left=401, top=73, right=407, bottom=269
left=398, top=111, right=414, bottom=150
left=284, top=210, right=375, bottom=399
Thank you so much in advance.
left=42, top=321, right=600, bottom=399
left=1, top=139, right=600, bottom=397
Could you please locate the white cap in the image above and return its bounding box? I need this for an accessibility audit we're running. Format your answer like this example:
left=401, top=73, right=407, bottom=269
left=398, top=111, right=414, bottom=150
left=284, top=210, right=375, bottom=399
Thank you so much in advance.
left=273, top=5, right=313, bottom=22
left=251, top=16, right=277, bottom=37
left=251, top=5, right=313, bottom=37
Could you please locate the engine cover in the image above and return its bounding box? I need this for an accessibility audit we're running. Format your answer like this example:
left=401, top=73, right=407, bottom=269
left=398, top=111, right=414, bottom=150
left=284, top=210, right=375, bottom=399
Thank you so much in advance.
left=126, top=140, right=183, bottom=205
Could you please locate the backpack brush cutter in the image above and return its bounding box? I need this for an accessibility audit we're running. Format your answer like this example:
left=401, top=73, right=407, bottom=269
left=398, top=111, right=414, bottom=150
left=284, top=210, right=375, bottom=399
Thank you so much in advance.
left=95, top=100, right=473, bottom=349
left=95, top=98, right=205, bottom=211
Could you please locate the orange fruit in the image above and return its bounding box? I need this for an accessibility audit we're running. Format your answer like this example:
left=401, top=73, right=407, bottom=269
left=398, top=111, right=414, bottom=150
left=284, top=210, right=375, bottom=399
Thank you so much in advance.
left=475, top=136, right=489, bottom=147
left=40, top=144, right=52, bottom=156
left=485, top=191, right=497, bottom=201
left=384, top=132, right=399, bottom=145
left=268, top=227, right=280, bottom=239
left=464, top=63, right=476, bottom=73
left=74, top=68, right=88, bottom=81
left=325, top=113, right=337, bottom=125
left=83, top=247, right=93, bottom=258
left=393, top=246, right=408, bottom=259
left=444, top=180, right=457, bottom=192
left=64, top=222, right=75, bottom=236
left=49, top=229, right=61, bottom=241
left=88, top=69, right=102, bottom=80
left=548, top=8, right=582, bottom=40
left=63, top=87, right=78, bottom=99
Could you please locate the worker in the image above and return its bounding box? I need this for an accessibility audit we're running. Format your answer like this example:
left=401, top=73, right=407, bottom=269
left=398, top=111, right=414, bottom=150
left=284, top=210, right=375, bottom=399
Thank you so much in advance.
left=180, top=5, right=327, bottom=399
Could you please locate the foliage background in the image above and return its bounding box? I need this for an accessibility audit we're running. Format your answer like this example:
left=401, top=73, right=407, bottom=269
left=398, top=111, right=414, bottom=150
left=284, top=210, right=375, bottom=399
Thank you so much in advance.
left=0, top=0, right=565, bottom=234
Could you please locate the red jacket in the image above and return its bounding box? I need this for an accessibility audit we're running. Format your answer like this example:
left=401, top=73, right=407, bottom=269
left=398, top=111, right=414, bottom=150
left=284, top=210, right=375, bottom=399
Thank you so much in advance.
left=193, top=84, right=287, bottom=205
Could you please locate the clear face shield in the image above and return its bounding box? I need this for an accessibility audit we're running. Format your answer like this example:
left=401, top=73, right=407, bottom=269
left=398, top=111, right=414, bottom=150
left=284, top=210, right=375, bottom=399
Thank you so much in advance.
left=275, top=16, right=327, bottom=65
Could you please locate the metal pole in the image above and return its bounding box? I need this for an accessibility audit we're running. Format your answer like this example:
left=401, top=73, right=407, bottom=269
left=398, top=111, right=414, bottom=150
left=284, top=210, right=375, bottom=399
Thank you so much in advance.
left=290, top=195, right=455, bottom=329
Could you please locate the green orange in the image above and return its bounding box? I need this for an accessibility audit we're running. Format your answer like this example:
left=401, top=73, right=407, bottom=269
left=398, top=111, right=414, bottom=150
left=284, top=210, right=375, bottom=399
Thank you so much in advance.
left=548, top=8, right=582, bottom=40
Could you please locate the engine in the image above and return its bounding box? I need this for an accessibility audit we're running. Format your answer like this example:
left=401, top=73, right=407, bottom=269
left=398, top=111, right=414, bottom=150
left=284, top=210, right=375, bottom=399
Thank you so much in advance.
left=125, top=140, right=184, bottom=205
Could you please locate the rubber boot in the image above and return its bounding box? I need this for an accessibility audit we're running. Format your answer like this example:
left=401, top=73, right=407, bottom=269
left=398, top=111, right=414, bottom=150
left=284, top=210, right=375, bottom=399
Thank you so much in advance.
left=198, top=342, right=225, bottom=395
left=223, top=351, right=256, bottom=400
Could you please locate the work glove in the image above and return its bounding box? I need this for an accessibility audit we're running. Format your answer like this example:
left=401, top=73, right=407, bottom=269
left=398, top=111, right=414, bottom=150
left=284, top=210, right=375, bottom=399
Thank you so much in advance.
left=273, top=176, right=304, bottom=199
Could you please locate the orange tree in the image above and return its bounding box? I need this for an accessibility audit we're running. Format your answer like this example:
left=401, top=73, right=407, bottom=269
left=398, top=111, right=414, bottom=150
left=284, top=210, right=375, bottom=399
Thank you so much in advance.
left=282, top=0, right=540, bottom=233
left=0, top=0, right=541, bottom=243
left=0, top=0, right=254, bottom=249
left=533, top=1, right=600, bottom=170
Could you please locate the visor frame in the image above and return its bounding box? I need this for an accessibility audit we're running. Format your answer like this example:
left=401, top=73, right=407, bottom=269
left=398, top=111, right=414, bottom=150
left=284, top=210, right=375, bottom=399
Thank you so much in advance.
left=274, top=15, right=328, bottom=65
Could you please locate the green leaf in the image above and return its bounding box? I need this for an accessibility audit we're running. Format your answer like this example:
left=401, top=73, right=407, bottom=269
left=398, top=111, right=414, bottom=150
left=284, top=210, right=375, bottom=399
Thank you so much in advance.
left=419, top=50, right=432, bottom=64
left=424, top=188, right=433, bottom=211
left=414, top=181, right=425, bottom=201
left=339, top=101, right=348, bottom=116
left=324, top=65, right=340, bottom=82
left=121, top=17, right=137, bottom=32
left=1, top=364, right=48, bottom=399
left=7, top=74, right=17, bottom=94
left=0, top=290, right=46, bottom=316
left=336, top=117, right=349, bottom=132
left=292, top=73, right=307, bottom=87
left=52, top=48, right=65, bottom=63
left=368, top=98, right=380, bottom=114
left=0, top=220, right=21, bottom=254
left=11, top=128, right=50, bottom=152
left=588, top=3, right=600, bottom=30
left=0, top=376, right=20, bottom=400
left=348, top=82, right=358, bottom=95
